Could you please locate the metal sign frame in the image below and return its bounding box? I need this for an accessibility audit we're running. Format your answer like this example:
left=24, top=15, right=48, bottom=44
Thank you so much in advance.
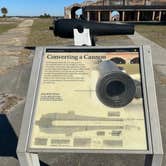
left=17, top=46, right=163, bottom=166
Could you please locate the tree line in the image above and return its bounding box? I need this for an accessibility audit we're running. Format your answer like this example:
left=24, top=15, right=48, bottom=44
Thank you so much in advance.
left=1, top=7, right=8, bottom=17
left=0, top=7, right=52, bottom=18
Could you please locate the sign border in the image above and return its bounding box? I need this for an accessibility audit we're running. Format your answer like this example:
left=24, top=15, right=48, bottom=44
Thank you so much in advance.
left=17, top=46, right=162, bottom=155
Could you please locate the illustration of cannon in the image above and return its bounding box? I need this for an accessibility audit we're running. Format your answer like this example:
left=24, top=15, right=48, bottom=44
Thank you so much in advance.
left=36, top=112, right=123, bottom=136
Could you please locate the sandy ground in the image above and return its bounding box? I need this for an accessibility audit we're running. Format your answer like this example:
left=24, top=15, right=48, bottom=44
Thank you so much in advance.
left=0, top=19, right=33, bottom=75
left=0, top=22, right=165, bottom=166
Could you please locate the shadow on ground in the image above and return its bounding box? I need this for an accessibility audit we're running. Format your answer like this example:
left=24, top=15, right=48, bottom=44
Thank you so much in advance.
left=0, top=114, right=48, bottom=166
left=0, top=115, right=17, bottom=158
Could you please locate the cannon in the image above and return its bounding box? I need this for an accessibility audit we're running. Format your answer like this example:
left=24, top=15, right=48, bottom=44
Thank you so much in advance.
left=49, top=19, right=140, bottom=107
left=50, top=19, right=135, bottom=39
left=96, top=60, right=139, bottom=108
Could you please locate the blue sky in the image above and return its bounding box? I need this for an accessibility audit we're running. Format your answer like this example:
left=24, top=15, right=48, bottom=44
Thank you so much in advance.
left=0, top=0, right=83, bottom=16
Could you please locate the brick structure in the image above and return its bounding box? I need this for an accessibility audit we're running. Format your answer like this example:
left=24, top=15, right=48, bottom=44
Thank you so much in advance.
left=65, top=0, right=166, bottom=22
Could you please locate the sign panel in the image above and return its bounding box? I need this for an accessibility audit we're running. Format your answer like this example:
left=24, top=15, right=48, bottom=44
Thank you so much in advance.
left=28, top=48, right=147, bottom=151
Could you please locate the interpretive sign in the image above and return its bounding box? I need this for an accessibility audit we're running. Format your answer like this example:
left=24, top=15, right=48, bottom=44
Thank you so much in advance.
left=28, top=47, right=147, bottom=151
left=17, top=46, right=163, bottom=166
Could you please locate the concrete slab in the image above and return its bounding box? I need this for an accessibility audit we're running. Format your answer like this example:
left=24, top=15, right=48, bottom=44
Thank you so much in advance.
left=154, top=67, right=166, bottom=154
left=0, top=62, right=32, bottom=98
left=38, top=154, right=145, bottom=166
left=0, top=157, right=18, bottom=166
left=0, top=56, right=19, bottom=74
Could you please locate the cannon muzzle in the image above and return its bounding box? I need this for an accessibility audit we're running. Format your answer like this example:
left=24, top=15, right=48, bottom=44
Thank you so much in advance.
left=96, top=61, right=136, bottom=108
left=51, top=19, right=135, bottom=38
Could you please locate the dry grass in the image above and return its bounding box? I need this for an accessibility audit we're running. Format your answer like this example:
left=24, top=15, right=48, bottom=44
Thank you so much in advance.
left=0, top=17, right=21, bottom=34
left=96, top=35, right=133, bottom=46
left=27, top=18, right=133, bottom=46
left=0, top=23, right=18, bottom=34
left=0, top=93, right=23, bottom=114
left=27, top=19, right=166, bottom=48
left=26, top=18, right=72, bottom=46
left=136, top=25, right=166, bottom=48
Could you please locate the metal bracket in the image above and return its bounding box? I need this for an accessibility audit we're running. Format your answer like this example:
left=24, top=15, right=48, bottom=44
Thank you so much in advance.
left=74, top=28, right=92, bottom=46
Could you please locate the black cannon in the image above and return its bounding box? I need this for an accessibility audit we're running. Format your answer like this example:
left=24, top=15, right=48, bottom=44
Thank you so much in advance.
left=96, top=60, right=139, bottom=108
left=50, top=19, right=135, bottom=39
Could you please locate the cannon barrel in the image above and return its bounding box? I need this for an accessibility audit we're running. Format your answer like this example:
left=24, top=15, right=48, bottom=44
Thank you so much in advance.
left=96, top=61, right=136, bottom=108
left=51, top=19, right=135, bottom=38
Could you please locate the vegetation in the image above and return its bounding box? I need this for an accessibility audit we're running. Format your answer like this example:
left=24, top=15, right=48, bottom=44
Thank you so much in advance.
left=39, top=13, right=51, bottom=18
left=1, top=7, right=8, bottom=17
left=26, top=18, right=72, bottom=46
left=136, top=25, right=166, bottom=48
left=26, top=18, right=132, bottom=46
left=0, top=23, right=18, bottom=34
left=26, top=18, right=165, bottom=48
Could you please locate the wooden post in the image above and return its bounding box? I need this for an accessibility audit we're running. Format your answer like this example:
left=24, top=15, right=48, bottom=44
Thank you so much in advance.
left=98, top=11, right=101, bottom=22
left=87, top=11, right=90, bottom=21
left=159, top=11, right=162, bottom=21
left=103, top=0, right=104, bottom=6
left=123, top=0, right=125, bottom=6
left=137, top=11, right=140, bottom=21
left=109, top=11, right=112, bottom=22
left=152, top=11, right=155, bottom=21
left=122, top=11, right=125, bottom=21
left=144, top=0, right=147, bottom=5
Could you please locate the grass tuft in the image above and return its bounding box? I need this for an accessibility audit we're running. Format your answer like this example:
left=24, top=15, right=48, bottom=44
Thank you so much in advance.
left=26, top=18, right=72, bottom=46
left=136, top=25, right=166, bottom=48
left=0, top=23, right=18, bottom=34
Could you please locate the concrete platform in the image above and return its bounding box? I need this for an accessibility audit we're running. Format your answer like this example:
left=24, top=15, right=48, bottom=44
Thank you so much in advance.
left=0, top=30, right=165, bottom=165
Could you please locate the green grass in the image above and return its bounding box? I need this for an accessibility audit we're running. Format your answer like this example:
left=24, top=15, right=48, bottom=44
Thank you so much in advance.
left=136, top=25, right=166, bottom=48
left=0, top=23, right=18, bottom=34
left=26, top=18, right=72, bottom=46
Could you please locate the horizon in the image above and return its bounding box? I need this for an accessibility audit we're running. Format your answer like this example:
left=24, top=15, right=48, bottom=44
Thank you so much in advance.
left=0, top=0, right=84, bottom=16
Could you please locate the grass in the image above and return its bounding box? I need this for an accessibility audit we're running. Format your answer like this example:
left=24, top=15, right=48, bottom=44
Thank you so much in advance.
left=96, top=35, right=133, bottom=46
left=0, top=23, right=18, bottom=34
left=26, top=18, right=72, bottom=46
left=27, top=19, right=166, bottom=48
left=136, top=25, right=166, bottom=48
left=27, top=18, right=133, bottom=46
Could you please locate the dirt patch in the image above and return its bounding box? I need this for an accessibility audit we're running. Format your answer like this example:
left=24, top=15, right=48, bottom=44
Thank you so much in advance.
left=159, top=76, right=166, bottom=85
left=155, top=65, right=166, bottom=85
left=0, top=23, right=19, bottom=35
left=0, top=93, right=23, bottom=114
left=0, top=19, right=34, bottom=74
left=26, top=18, right=72, bottom=46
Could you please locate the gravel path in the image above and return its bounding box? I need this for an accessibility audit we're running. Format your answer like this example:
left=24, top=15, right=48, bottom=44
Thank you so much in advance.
left=0, top=19, right=34, bottom=75
left=0, top=19, right=33, bottom=47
